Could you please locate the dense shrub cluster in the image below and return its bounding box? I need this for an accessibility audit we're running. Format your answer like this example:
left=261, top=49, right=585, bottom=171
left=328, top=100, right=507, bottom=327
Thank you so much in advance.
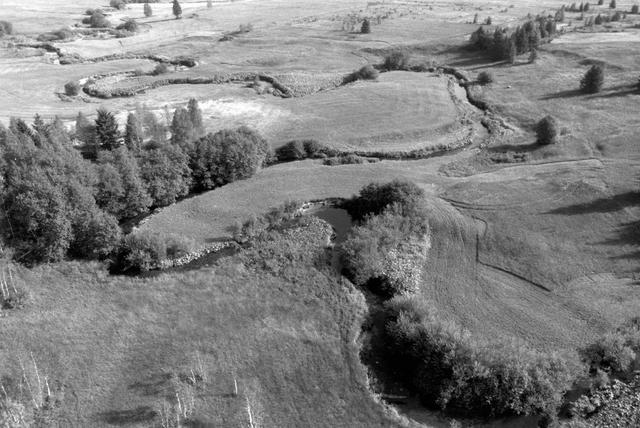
left=64, top=81, right=81, bottom=96
left=112, top=230, right=195, bottom=272
left=583, top=317, right=640, bottom=373
left=0, top=21, right=13, bottom=37
left=469, top=16, right=556, bottom=61
left=1, top=100, right=271, bottom=266
left=83, top=10, right=111, bottom=28
left=190, top=126, right=271, bottom=190
left=343, top=65, right=379, bottom=84
left=323, top=154, right=379, bottom=166
left=384, top=296, right=584, bottom=419
left=381, top=50, right=411, bottom=71
left=342, top=179, right=426, bottom=221
left=274, top=139, right=332, bottom=161
left=477, top=70, right=494, bottom=85
left=116, top=19, right=138, bottom=33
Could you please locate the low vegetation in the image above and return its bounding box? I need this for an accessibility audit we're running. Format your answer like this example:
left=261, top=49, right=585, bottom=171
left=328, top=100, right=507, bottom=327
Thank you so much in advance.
left=343, top=65, right=379, bottom=84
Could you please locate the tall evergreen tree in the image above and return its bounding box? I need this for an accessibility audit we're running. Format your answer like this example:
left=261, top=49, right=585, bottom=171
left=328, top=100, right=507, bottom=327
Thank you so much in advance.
left=95, top=108, right=120, bottom=150
left=173, top=0, right=182, bottom=19
left=361, top=18, right=371, bottom=34
left=580, top=64, right=605, bottom=93
left=170, top=107, right=191, bottom=148
left=124, top=112, right=143, bottom=152
left=144, top=2, right=153, bottom=17
left=187, top=98, right=205, bottom=138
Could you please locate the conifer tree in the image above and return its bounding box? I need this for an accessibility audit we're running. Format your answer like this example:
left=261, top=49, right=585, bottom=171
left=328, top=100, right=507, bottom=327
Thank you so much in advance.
left=95, top=108, right=120, bottom=151
left=361, top=18, right=371, bottom=34
left=144, top=2, right=153, bottom=17
left=580, top=64, right=605, bottom=93
left=173, top=0, right=182, bottom=19
left=124, top=112, right=143, bottom=152
left=187, top=98, right=205, bottom=138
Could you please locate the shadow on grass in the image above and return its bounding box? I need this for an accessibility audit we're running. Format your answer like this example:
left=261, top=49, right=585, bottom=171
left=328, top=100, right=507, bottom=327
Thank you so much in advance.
left=97, top=406, right=157, bottom=425
left=539, top=88, right=584, bottom=100
left=600, top=219, right=640, bottom=248
left=547, top=191, right=640, bottom=215
left=129, top=372, right=173, bottom=397
left=588, top=85, right=639, bottom=99
left=488, top=142, right=539, bottom=153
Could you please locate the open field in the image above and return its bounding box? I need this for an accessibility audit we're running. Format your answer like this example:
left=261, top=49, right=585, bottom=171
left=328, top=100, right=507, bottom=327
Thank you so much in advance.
left=2, top=0, right=640, bottom=426
left=0, top=229, right=409, bottom=427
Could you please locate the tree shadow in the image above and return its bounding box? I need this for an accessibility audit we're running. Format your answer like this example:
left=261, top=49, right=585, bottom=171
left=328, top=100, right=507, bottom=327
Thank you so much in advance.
left=487, top=142, right=539, bottom=153
left=589, top=85, right=639, bottom=99
left=599, top=219, right=640, bottom=248
left=547, top=191, right=640, bottom=215
left=539, top=88, right=584, bottom=100
left=128, top=372, right=174, bottom=397
left=97, top=406, right=157, bottom=425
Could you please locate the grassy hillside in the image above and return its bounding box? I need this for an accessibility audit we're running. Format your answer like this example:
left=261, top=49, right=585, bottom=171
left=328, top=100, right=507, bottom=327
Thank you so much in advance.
left=0, top=218, right=407, bottom=427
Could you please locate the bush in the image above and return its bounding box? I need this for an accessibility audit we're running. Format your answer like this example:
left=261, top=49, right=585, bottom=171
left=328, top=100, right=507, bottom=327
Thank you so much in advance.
left=580, top=64, right=604, bottom=93
left=383, top=295, right=584, bottom=417
left=110, top=0, right=126, bottom=9
left=0, top=21, right=13, bottom=37
left=275, top=140, right=306, bottom=161
left=477, top=70, right=494, bottom=85
left=340, top=210, right=430, bottom=296
left=343, top=179, right=426, bottom=222
left=382, top=50, right=411, bottom=71
left=117, top=19, right=138, bottom=33
left=89, top=11, right=111, bottom=28
left=361, top=18, right=371, bottom=34
left=190, top=127, right=271, bottom=190
left=118, top=231, right=167, bottom=272
left=610, top=0, right=616, bottom=8
left=322, top=154, right=379, bottom=166
left=583, top=318, right=640, bottom=373
left=165, top=234, right=196, bottom=259
left=343, top=64, right=379, bottom=84
left=152, top=62, right=169, bottom=75
left=64, top=81, right=80, bottom=96
left=536, top=115, right=559, bottom=145
left=144, top=2, right=153, bottom=17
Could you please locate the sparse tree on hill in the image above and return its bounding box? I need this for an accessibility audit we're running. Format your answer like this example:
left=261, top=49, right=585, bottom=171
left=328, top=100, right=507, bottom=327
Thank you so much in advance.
left=172, top=0, right=182, bottom=19
left=598, top=0, right=604, bottom=5
left=555, top=7, right=565, bottom=22
left=610, top=0, right=616, bottom=8
left=595, top=13, right=603, bottom=24
left=207, top=0, right=213, bottom=8
left=485, top=16, right=492, bottom=25
left=477, top=70, right=494, bottom=85
left=632, top=5, right=640, bottom=13
left=144, top=2, right=153, bottom=17
left=536, top=116, right=559, bottom=145
left=473, top=13, right=478, bottom=24
left=124, top=112, right=143, bottom=152
left=95, top=108, right=119, bottom=150
left=580, top=64, right=604, bottom=93
left=584, top=2, right=590, bottom=11
left=529, top=48, right=538, bottom=63
left=361, top=18, right=371, bottom=34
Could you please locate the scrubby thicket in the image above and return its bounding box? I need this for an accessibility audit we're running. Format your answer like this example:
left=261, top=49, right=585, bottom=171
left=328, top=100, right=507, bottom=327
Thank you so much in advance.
left=338, top=180, right=588, bottom=423
left=469, top=16, right=556, bottom=61
left=0, top=100, right=272, bottom=267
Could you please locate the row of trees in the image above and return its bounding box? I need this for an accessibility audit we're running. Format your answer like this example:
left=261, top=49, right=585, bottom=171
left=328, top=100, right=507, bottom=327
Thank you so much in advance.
left=0, top=101, right=272, bottom=264
left=469, top=16, right=557, bottom=62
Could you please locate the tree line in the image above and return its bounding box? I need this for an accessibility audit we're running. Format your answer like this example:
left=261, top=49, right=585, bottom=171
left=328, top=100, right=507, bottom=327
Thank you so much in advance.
left=0, top=100, right=271, bottom=265
left=469, top=16, right=558, bottom=62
